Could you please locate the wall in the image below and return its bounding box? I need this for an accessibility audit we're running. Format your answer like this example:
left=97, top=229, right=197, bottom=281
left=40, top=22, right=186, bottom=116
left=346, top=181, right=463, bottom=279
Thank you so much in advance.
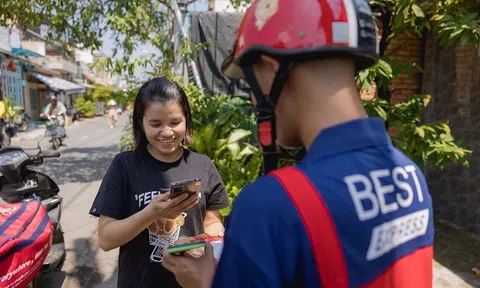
left=386, top=33, right=424, bottom=105
left=359, top=28, right=480, bottom=235
left=421, top=32, right=480, bottom=235
left=360, top=28, right=424, bottom=102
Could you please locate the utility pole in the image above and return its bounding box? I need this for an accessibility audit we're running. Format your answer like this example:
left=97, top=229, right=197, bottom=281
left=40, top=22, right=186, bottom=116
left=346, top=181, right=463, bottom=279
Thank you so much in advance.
left=170, top=0, right=203, bottom=89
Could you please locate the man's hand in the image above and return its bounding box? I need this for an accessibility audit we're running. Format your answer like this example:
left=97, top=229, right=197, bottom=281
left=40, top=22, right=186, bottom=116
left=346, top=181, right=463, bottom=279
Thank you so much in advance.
left=162, top=242, right=217, bottom=288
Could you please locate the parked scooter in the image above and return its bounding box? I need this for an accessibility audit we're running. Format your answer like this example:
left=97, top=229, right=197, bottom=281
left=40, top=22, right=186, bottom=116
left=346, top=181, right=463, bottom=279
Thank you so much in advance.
left=13, top=108, right=30, bottom=132
left=0, top=109, right=31, bottom=149
left=0, top=120, right=13, bottom=149
left=2, top=108, right=31, bottom=145
left=0, top=134, right=65, bottom=287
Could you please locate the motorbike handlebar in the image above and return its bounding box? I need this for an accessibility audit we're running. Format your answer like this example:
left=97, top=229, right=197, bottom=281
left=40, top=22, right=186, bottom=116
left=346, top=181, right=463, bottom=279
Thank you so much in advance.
left=42, top=151, right=61, bottom=158
left=27, top=151, right=61, bottom=165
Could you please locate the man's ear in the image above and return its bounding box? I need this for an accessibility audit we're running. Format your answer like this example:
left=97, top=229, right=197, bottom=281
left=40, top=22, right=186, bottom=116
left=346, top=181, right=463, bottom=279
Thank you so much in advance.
left=260, top=55, right=280, bottom=74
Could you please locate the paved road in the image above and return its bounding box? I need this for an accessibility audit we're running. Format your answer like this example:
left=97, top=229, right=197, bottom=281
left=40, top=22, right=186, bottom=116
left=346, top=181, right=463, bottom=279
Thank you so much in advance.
left=11, top=114, right=128, bottom=288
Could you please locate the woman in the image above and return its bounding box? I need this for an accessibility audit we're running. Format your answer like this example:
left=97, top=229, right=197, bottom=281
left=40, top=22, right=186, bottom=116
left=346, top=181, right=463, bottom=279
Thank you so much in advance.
left=107, top=99, right=118, bottom=128
left=89, top=77, right=229, bottom=288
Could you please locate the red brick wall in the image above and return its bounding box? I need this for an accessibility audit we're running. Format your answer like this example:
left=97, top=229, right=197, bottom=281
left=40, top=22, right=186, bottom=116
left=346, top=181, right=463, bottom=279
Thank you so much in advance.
left=360, top=28, right=424, bottom=104
left=455, top=43, right=476, bottom=119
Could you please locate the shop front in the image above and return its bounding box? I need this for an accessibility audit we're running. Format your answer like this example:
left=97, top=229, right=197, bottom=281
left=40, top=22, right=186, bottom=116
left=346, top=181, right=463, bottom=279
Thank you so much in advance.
left=0, top=54, right=24, bottom=106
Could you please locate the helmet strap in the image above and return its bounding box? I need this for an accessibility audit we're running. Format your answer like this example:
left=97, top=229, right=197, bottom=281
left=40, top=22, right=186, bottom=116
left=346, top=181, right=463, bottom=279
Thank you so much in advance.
left=242, top=60, right=296, bottom=174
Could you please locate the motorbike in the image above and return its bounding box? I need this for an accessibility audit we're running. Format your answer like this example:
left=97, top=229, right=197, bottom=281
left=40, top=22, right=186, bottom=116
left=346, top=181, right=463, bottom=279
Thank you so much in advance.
left=42, top=113, right=67, bottom=150
left=13, top=108, right=31, bottom=132
left=0, top=134, right=65, bottom=287
left=1, top=109, right=31, bottom=148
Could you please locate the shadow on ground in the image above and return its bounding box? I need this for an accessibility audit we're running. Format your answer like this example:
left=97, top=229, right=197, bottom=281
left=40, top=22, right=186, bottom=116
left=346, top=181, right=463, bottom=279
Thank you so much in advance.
left=434, top=219, right=480, bottom=287
left=37, top=237, right=117, bottom=288
left=32, top=145, right=119, bottom=185
left=94, top=267, right=118, bottom=288
left=68, top=238, right=103, bottom=287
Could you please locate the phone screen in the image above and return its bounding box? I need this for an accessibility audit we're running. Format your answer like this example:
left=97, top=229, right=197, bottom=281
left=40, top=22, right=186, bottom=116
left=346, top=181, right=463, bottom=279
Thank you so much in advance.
left=167, top=241, right=207, bottom=255
left=170, top=178, right=201, bottom=199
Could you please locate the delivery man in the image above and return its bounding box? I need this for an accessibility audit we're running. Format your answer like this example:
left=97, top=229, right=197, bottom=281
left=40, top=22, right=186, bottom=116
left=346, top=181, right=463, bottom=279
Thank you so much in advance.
left=162, top=0, right=434, bottom=287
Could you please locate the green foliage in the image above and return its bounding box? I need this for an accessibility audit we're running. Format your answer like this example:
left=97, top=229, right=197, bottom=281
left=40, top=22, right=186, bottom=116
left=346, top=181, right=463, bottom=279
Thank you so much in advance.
left=82, top=84, right=130, bottom=109
left=175, top=78, right=261, bottom=217
left=363, top=95, right=471, bottom=169
left=3, top=96, right=23, bottom=122
left=357, top=0, right=474, bottom=169
left=357, top=59, right=394, bottom=92
left=0, top=0, right=204, bottom=77
left=88, top=85, right=115, bottom=102
left=228, top=0, right=253, bottom=9
left=432, top=12, right=480, bottom=47
left=389, top=0, right=480, bottom=47
left=74, top=95, right=95, bottom=118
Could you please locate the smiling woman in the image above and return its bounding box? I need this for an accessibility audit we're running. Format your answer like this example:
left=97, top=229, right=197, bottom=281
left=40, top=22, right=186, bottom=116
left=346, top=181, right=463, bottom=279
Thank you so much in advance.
left=89, top=77, right=229, bottom=288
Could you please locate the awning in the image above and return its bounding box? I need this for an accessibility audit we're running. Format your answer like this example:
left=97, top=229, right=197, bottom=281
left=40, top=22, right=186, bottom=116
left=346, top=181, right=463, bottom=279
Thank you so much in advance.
left=29, top=65, right=60, bottom=77
left=33, top=73, right=86, bottom=95
left=12, top=48, right=44, bottom=58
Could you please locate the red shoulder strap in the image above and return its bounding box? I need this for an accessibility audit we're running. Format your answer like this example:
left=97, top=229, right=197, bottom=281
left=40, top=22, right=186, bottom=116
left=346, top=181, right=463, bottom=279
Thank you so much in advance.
left=270, top=166, right=349, bottom=288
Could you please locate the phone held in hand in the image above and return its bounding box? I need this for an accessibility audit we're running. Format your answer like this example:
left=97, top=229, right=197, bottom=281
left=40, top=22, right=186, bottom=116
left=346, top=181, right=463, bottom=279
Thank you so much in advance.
left=170, top=178, right=201, bottom=199
left=169, top=234, right=224, bottom=261
left=167, top=241, right=207, bottom=255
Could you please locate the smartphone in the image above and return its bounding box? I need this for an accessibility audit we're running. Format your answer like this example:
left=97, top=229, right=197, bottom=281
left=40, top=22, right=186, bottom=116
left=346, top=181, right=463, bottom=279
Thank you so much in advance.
left=167, top=241, right=207, bottom=255
left=170, top=178, right=201, bottom=199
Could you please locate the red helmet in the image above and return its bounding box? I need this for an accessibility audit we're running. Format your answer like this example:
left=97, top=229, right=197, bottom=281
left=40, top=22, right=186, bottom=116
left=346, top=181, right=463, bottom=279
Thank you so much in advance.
left=221, top=0, right=379, bottom=173
left=222, top=0, right=379, bottom=78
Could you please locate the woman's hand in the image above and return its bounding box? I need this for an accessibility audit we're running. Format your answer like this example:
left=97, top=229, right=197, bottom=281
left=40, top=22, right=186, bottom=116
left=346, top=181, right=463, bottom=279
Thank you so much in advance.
left=146, top=192, right=199, bottom=220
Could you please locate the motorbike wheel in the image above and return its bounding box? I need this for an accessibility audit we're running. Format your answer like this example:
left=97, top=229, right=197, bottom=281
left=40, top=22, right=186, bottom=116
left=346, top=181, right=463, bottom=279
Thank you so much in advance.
left=52, top=139, right=59, bottom=150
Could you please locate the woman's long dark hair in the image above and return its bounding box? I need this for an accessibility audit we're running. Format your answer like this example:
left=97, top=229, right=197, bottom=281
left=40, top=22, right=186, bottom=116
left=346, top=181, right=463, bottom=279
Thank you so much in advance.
left=133, top=77, right=193, bottom=151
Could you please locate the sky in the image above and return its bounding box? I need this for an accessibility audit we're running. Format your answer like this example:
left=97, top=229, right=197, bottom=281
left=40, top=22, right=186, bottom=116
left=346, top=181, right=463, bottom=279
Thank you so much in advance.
left=99, top=0, right=209, bottom=81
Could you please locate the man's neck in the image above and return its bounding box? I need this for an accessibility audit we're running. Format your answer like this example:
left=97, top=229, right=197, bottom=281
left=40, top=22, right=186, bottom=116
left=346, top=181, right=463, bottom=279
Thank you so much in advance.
left=297, top=85, right=368, bottom=150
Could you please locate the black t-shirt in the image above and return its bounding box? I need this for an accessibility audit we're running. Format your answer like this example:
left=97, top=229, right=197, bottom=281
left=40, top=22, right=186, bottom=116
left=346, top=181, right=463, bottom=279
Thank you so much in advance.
left=89, top=149, right=229, bottom=288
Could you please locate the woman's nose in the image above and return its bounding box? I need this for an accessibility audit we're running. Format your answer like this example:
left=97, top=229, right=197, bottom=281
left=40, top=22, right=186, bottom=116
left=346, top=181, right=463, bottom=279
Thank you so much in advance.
left=160, top=126, right=174, bottom=137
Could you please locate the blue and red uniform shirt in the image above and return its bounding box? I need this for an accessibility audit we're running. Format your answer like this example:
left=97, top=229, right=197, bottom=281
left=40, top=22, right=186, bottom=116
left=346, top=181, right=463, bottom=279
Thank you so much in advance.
left=213, top=117, right=434, bottom=287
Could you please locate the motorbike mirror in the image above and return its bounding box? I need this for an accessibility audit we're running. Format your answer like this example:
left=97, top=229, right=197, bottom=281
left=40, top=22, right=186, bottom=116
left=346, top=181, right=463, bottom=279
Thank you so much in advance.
left=36, top=136, right=46, bottom=153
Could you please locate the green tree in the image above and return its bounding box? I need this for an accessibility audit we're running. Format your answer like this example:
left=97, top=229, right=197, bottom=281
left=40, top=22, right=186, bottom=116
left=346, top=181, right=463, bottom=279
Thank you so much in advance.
left=74, top=95, right=96, bottom=118
left=88, top=84, right=115, bottom=102
left=0, top=0, right=211, bottom=76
